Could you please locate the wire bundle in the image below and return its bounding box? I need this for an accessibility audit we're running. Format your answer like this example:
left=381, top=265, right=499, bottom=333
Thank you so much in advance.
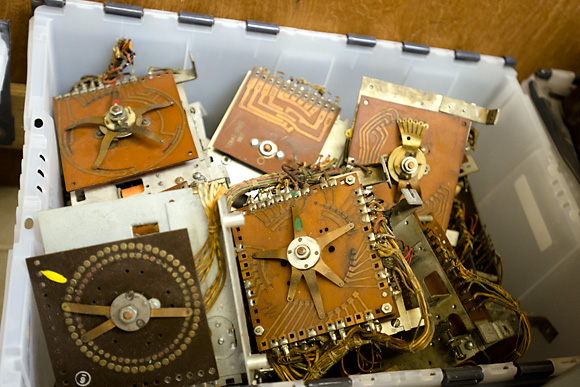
left=194, top=182, right=227, bottom=311
left=433, top=232, right=530, bottom=361
left=450, top=199, right=504, bottom=283
left=70, top=38, right=136, bottom=92
left=224, top=158, right=340, bottom=209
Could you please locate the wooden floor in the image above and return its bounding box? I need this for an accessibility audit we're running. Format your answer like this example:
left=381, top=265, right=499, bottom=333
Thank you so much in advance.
left=1, top=0, right=580, bottom=85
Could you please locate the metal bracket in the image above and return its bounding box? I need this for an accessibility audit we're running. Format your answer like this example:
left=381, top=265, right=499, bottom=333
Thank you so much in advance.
left=402, top=41, right=430, bottom=55
left=528, top=315, right=558, bottom=343
left=354, top=163, right=388, bottom=187
left=386, top=188, right=423, bottom=225
left=148, top=52, right=197, bottom=84
left=359, top=76, right=499, bottom=125
left=346, top=33, right=376, bottom=47
left=104, top=2, right=143, bottom=19
left=380, top=154, right=393, bottom=188
left=246, top=20, right=279, bottom=35
left=178, top=11, right=214, bottom=27
left=454, top=49, right=481, bottom=62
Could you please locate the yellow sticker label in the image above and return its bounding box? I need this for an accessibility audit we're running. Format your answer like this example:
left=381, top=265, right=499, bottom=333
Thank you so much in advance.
left=41, top=270, right=68, bottom=284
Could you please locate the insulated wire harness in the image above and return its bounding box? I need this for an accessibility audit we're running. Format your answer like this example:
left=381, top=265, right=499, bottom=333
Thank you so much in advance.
left=450, top=199, right=504, bottom=284
left=224, top=157, right=341, bottom=209
left=70, top=38, right=136, bottom=92
left=195, top=182, right=227, bottom=311
left=427, top=230, right=530, bottom=362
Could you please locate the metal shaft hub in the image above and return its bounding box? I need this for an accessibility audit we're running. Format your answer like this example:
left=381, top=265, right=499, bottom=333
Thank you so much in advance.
left=287, top=237, right=320, bottom=270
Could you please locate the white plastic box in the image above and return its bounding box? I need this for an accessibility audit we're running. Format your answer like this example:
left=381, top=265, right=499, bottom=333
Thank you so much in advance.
left=1, top=0, right=579, bottom=386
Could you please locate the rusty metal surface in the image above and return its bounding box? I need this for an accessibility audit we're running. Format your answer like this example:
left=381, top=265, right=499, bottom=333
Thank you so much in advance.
left=212, top=67, right=340, bottom=173
left=349, top=96, right=470, bottom=229
left=26, top=229, right=218, bottom=387
left=53, top=71, right=198, bottom=191
left=233, top=173, right=398, bottom=352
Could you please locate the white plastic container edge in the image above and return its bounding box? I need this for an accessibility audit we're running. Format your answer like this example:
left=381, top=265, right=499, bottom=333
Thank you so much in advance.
left=1, top=0, right=579, bottom=386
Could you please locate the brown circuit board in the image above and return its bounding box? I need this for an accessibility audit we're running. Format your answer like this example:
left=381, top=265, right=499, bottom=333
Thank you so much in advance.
left=26, top=229, right=218, bottom=387
left=212, top=67, right=340, bottom=173
left=233, top=173, right=399, bottom=351
left=53, top=71, right=198, bottom=192
left=349, top=97, right=470, bottom=230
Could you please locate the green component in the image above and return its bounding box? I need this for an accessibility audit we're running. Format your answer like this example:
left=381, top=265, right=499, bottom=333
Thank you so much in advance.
left=294, top=218, right=303, bottom=231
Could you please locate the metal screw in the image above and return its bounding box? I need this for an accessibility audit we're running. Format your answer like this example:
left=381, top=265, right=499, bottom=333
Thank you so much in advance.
left=136, top=319, right=145, bottom=328
left=276, top=150, right=285, bottom=159
left=215, top=321, right=222, bottom=328
left=193, top=172, right=203, bottom=180
left=148, top=298, right=161, bottom=309
left=345, top=175, right=356, bottom=185
left=465, top=341, right=475, bottom=350
left=381, top=291, right=388, bottom=297
left=208, top=367, right=216, bottom=375
left=254, top=326, right=264, bottom=336
left=250, top=138, right=259, bottom=147
left=391, top=319, right=401, bottom=328
left=381, top=303, right=392, bottom=314
left=218, top=337, right=225, bottom=345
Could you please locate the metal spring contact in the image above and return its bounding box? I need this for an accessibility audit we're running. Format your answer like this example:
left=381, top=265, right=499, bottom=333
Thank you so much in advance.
left=253, top=67, right=339, bottom=110
left=55, top=76, right=139, bottom=99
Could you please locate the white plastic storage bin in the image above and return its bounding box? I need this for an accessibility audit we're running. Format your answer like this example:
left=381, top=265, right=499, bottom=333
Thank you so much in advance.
left=1, top=0, right=579, bottom=386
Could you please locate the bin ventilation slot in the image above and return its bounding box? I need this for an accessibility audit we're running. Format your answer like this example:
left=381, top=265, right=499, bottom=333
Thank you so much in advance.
left=402, top=41, right=430, bottom=55
left=178, top=11, right=214, bottom=27
left=246, top=20, right=280, bottom=35
left=454, top=49, right=481, bottom=62
left=346, top=34, right=376, bottom=47
left=104, top=2, right=143, bottom=19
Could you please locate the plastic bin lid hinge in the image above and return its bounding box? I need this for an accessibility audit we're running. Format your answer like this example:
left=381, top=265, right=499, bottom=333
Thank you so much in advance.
left=104, top=2, right=143, bottom=19
left=503, top=56, right=517, bottom=67
left=178, top=11, right=214, bottom=27
left=402, top=41, right=430, bottom=55
left=346, top=33, right=376, bottom=48
left=535, top=68, right=553, bottom=80
left=246, top=20, right=280, bottom=35
left=31, top=0, right=65, bottom=10
left=454, top=49, right=481, bottom=62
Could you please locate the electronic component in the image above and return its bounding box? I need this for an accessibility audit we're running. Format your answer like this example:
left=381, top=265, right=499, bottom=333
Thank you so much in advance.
left=211, top=67, right=341, bottom=173
left=38, top=188, right=247, bottom=385
left=69, top=101, right=226, bottom=205
left=233, top=172, right=398, bottom=351
left=26, top=229, right=218, bottom=387
left=348, top=77, right=498, bottom=229
left=53, top=70, right=198, bottom=192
